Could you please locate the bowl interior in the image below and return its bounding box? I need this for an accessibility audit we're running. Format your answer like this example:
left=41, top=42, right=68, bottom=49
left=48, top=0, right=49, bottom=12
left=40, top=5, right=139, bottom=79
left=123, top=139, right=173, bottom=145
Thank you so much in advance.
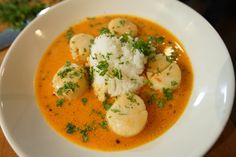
left=0, top=0, right=234, bottom=157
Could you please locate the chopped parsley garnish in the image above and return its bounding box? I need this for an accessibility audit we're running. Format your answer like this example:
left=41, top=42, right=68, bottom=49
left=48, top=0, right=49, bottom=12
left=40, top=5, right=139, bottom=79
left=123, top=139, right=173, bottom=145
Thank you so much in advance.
left=126, top=93, right=137, bottom=103
left=100, top=121, right=108, bottom=129
left=96, top=60, right=109, bottom=76
left=65, top=27, right=74, bottom=42
left=147, top=93, right=157, bottom=105
left=81, top=98, right=88, bottom=105
left=120, top=34, right=129, bottom=43
left=112, top=68, right=122, bottom=79
left=82, top=133, right=89, bottom=142
left=147, top=92, right=166, bottom=108
left=102, top=100, right=112, bottom=110
left=171, top=80, right=178, bottom=86
left=65, top=61, right=71, bottom=66
left=91, top=109, right=105, bottom=119
left=119, top=20, right=126, bottom=25
left=0, top=0, right=46, bottom=29
left=166, top=52, right=179, bottom=63
left=78, top=124, right=95, bottom=142
left=111, top=108, right=121, bottom=113
left=56, top=99, right=64, bottom=107
left=89, top=39, right=94, bottom=46
left=132, top=38, right=155, bottom=56
left=57, top=82, right=79, bottom=96
left=156, top=36, right=165, bottom=44
left=144, top=79, right=153, bottom=87
left=148, top=36, right=165, bottom=44
left=66, top=123, right=76, bottom=134
left=99, top=27, right=110, bottom=34
left=88, top=67, right=94, bottom=86
left=71, top=71, right=82, bottom=79
left=66, top=122, right=95, bottom=142
left=57, top=67, right=74, bottom=79
left=157, top=98, right=165, bottom=108
left=163, top=88, right=173, bottom=100
left=106, top=53, right=113, bottom=60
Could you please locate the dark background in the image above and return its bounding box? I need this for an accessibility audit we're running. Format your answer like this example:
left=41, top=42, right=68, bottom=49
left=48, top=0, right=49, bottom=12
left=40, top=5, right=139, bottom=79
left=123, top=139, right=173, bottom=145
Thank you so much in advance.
left=180, top=0, right=236, bottom=125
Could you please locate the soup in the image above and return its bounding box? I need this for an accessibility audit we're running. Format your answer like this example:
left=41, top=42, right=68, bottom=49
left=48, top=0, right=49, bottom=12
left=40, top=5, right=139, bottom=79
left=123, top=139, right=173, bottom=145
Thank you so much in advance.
left=35, top=15, right=193, bottom=151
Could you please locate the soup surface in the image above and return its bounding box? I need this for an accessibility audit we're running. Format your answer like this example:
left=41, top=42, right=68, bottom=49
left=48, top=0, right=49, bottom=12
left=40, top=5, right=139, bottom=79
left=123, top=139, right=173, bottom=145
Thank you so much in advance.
left=35, top=15, right=193, bottom=151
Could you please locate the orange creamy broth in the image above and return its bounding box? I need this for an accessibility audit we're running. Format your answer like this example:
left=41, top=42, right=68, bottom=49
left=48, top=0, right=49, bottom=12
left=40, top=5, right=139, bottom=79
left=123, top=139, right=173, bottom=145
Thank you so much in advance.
left=35, top=15, right=193, bottom=151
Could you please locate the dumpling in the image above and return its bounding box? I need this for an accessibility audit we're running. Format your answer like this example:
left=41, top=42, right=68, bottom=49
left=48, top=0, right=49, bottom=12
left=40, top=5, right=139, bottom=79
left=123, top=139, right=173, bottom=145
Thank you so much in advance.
left=52, top=62, right=88, bottom=100
left=106, top=93, right=148, bottom=137
left=69, top=33, right=94, bottom=61
left=108, top=18, right=138, bottom=36
left=147, top=53, right=181, bottom=90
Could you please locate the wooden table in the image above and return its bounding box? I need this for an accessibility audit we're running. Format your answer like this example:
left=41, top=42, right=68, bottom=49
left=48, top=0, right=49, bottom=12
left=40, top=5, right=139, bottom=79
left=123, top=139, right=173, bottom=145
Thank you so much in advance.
left=0, top=47, right=235, bottom=157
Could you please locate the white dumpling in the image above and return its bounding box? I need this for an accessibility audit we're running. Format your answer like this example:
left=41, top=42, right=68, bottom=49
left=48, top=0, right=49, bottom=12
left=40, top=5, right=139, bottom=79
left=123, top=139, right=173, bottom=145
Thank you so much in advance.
left=106, top=93, right=148, bottom=137
left=147, top=54, right=181, bottom=90
left=69, top=33, right=94, bottom=61
left=147, top=54, right=171, bottom=73
left=108, top=18, right=138, bottom=36
left=52, top=62, right=88, bottom=100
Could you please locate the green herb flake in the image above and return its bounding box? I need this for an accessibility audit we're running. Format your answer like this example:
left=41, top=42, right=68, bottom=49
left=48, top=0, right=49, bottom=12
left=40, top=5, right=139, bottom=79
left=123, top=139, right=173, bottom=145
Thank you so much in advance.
left=120, top=34, right=129, bottom=43
left=65, top=61, right=71, bottom=67
left=106, top=53, right=113, bottom=60
left=111, top=108, right=121, bottom=113
left=100, top=121, right=108, bottom=129
left=0, top=0, right=46, bottom=30
left=112, top=68, right=122, bottom=80
left=126, top=93, right=137, bottom=103
left=57, top=82, right=79, bottom=96
left=119, top=20, right=126, bottom=25
left=65, top=27, right=74, bottom=42
left=56, top=99, right=64, bottom=107
left=144, top=79, right=153, bottom=87
left=163, top=88, right=173, bottom=100
left=90, top=39, right=94, bottom=45
left=66, top=123, right=76, bottom=134
left=148, top=36, right=165, bottom=44
left=78, top=124, right=95, bottom=142
left=132, top=38, right=155, bottom=56
left=57, top=67, right=74, bottom=79
left=96, top=60, right=109, bottom=76
left=99, top=28, right=111, bottom=34
left=91, top=109, right=105, bottom=119
left=102, top=101, right=112, bottom=110
left=81, top=97, right=88, bottom=105
left=166, top=52, right=179, bottom=63
left=88, top=67, right=94, bottom=86
left=71, top=71, right=82, bottom=79
left=157, top=98, right=165, bottom=108
left=156, top=36, right=165, bottom=44
left=171, top=80, right=178, bottom=86
left=147, top=93, right=157, bottom=105
left=82, top=133, right=89, bottom=142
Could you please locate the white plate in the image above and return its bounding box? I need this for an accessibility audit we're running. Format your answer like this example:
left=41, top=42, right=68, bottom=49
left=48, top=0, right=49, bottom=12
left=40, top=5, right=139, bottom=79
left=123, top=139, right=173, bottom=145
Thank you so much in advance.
left=0, top=0, right=235, bottom=157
